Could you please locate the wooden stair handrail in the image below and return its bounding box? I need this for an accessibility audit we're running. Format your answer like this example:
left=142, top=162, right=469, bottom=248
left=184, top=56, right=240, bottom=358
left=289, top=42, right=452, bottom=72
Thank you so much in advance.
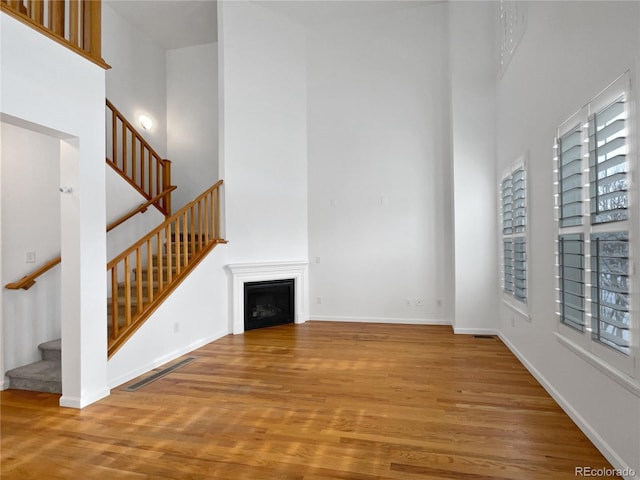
left=106, top=99, right=172, bottom=216
left=4, top=256, right=61, bottom=290
left=107, top=186, right=177, bottom=233
left=107, top=180, right=225, bottom=358
left=107, top=180, right=223, bottom=268
left=0, top=0, right=109, bottom=69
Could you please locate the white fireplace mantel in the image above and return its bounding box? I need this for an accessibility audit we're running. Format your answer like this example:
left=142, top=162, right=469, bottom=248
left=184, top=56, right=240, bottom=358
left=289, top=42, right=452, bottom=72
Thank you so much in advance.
left=226, top=261, right=309, bottom=334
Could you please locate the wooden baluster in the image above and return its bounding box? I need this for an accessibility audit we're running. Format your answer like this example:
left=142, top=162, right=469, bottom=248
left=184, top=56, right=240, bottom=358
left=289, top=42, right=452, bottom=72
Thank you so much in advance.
left=30, top=0, right=43, bottom=24
left=163, top=160, right=172, bottom=215
left=155, top=157, right=160, bottom=200
left=8, top=0, right=27, bottom=15
left=182, top=213, right=189, bottom=268
left=132, top=133, right=136, bottom=185
left=50, top=0, right=64, bottom=37
left=198, top=200, right=203, bottom=250
left=203, top=194, right=210, bottom=243
left=69, top=0, right=79, bottom=46
left=172, top=218, right=178, bottom=273
left=122, top=123, right=128, bottom=178
left=148, top=154, right=153, bottom=198
left=146, top=239, right=153, bottom=303
left=190, top=205, right=195, bottom=256
left=124, top=256, right=131, bottom=327
left=111, top=111, right=117, bottom=165
left=136, top=248, right=142, bottom=314
left=165, top=223, right=173, bottom=282
left=140, top=144, right=145, bottom=191
left=111, top=268, right=118, bottom=339
left=156, top=232, right=163, bottom=289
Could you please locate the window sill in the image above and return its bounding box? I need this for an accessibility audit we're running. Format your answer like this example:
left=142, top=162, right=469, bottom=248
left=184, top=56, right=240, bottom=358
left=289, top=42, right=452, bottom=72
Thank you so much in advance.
left=502, top=298, right=531, bottom=321
left=554, top=332, right=640, bottom=397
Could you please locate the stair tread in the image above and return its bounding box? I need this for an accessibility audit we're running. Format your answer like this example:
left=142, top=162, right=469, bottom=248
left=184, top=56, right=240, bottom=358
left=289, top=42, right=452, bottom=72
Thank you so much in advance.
left=39, top=339, right=61, bottom=352
left=6, top=360, right=61, bottom=382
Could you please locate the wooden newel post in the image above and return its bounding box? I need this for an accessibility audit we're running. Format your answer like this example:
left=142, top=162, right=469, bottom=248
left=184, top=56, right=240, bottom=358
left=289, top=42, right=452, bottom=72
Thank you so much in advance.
left=162, top=159, right=172, bottom=216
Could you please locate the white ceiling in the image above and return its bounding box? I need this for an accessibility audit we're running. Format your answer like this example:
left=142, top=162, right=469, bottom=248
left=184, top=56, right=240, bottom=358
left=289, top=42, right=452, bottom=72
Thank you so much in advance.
left=105, top=0, right=218, bottom=50
left=105, top=0, right=441, bottom=51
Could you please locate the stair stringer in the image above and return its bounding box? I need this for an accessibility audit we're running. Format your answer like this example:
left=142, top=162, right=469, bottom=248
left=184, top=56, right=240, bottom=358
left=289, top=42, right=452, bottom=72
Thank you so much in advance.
left=107, top=246, right=229, bottom=389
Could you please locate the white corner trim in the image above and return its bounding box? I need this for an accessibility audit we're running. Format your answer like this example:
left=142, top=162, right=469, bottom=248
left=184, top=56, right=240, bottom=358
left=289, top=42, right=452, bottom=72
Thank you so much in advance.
left=226, top=261, right=309, bottom=335
left=311, top=316, right=451, bottom=326
left=554, top=332, right=640, bottom=398
left=1, top=378, right=9, bottom=391
left=498, top=332, right=639, bottom=479
left=59, top=387, right=110, bottom=409
left=107, top=330, right=228, bottom=389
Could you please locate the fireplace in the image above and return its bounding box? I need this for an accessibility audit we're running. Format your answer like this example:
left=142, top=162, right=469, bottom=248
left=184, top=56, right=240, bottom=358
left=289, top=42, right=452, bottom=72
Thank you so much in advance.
left=244, top=279, right=294, bottom=330
left=226, top=261, right=309, bottom=334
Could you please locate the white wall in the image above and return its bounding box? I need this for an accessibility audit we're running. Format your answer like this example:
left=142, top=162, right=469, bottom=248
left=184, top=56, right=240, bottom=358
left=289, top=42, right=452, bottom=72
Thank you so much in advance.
left=496, top=2, right=640, bottom=476
left=103, top=4, right=167, bottom=157
left=449, top=2, right=498, bottom=334
left=167, top=42, right=219, bottom=211
left=1, top=12, right=108, bottom=407
left=1, top=123, right=61, bottom=379
left=219, top=1, right=308, bottom=264
left=306, top=3, right=452, bottom=324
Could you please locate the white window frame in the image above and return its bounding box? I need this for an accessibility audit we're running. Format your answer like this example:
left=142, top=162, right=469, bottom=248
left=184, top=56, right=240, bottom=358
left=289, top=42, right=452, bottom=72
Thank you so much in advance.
left=500, top=155, right=530, bottom=319
left=554, top=72, right=639, bottom=388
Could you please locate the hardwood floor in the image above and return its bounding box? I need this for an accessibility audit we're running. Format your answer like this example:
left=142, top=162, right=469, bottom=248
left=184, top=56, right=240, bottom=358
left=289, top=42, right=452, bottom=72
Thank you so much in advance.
left=1, top=322, right=620, bottom=479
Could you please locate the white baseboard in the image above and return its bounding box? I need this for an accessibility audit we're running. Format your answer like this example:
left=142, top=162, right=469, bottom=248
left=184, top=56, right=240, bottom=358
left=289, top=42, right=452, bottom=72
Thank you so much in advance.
left=1, top=378, right=9, bottom=390
left=498, top=332, right=639, bottom=480
left=60, top=387, right=110, bottom=409
left=108, top=330, right=228, bottom=390
left=310, top=315, right=451, bottom=326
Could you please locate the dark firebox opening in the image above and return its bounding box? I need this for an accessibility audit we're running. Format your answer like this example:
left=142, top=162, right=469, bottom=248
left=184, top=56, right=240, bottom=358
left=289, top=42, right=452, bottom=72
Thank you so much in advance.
left=244, top=279, right=294, bottom=331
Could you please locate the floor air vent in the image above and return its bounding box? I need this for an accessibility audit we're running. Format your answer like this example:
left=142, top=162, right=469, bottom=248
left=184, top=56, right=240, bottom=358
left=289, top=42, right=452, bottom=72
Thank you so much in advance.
left=123, top=357, right=197, bottom=392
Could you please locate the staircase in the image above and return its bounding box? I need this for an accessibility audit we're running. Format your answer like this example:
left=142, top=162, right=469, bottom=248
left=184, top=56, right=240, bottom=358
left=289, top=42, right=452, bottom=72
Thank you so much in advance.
left=106, top=182, right=224, bottom=357
left=3, top=99, right=225, bottom=392
left=5, top=340, right=62, bottom=394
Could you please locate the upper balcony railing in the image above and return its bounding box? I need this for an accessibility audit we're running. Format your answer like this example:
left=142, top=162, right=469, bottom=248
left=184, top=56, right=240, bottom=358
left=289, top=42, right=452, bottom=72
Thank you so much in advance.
left=0, top=0, right=109, bottom=69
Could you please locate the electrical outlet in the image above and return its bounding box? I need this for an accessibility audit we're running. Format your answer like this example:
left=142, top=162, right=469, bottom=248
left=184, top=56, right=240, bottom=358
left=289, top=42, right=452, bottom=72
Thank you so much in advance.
left=174, top=322, right=180, bottom=333
left=317, top=296, right=322, bottom=304
left=315, top=256, right=321, bottom=264
left=415, top=299, right=425, bottom=307
left=26, top=251, right=36, bottom=263
left=437, top=299, right=442, bottom=307
left=405, top=298, right=412, bottom=306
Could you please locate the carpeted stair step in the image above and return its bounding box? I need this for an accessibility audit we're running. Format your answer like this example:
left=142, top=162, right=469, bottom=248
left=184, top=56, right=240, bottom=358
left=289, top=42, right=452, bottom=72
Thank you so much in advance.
left=6, top=339, right=62, bottom=394
left=39, top=339, right=61, bottom=362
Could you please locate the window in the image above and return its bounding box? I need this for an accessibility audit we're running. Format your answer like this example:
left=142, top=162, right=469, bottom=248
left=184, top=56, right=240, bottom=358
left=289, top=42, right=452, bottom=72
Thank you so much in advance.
left=501, top=161, right=527, bottom=306
left=555, top=72, right=636, bottom=379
